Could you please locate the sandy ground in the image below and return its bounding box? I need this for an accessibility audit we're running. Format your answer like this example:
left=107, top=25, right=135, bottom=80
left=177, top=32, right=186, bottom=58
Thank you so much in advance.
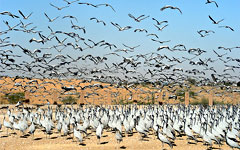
left=0, top=105, right=233, bottom=150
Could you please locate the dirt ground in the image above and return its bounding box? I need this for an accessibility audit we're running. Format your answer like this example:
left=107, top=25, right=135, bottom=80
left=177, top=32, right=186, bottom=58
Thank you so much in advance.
left=0, top=105, right=233, bottom=150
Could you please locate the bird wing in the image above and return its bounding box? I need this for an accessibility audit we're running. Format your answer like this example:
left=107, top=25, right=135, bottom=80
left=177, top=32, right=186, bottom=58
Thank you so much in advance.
left=18, top=10, right=25, bottom=18
left=208, top=15, right=216, bottom=23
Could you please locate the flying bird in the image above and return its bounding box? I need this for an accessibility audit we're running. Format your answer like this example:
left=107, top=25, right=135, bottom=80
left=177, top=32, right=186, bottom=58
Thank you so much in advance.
left=205, top=0, right=218, bottom=8
left=160, top=5, right=182, bottom=14
left=111, top=22, right=132, bottom=31
left=44, top=13, right=59, bottom=22
left=18, top=10, right=33, bottom=20
left=128, top=14, right=149, bottom=22
left=49, top=3, right=69, bottom=10
left=78, top=2, right=97, bottom=8
left=96, top=3, right=116, bottom=12
left=154, top=24, right=168, bottom=31
left=208, top=15, right=224, bottom=24
left=63, top=0, right=80, bottom=5
left=218, top=25, right=234, bottom=31
left=152, top=18, right=168, bottom=25
left=90, top=17, right=106, bottom=26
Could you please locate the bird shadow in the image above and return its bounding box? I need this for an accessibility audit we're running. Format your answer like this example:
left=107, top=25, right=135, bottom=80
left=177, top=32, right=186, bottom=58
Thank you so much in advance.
left=100, top=141, right=109, bottom=145
left=66, top=137, right=73, bottom=140
left=50, top=136, right=58, bottom=139
left=34, top=137, right=42, bottom=141
left=1, top=135, right=8, bottom=138
left=79, top=143, right=86, bottom=146
left=120, top=146, right=127, bottom=149
left=102, top=135, right=108, bottom=137
left=187, top=141, right=197, bottom=145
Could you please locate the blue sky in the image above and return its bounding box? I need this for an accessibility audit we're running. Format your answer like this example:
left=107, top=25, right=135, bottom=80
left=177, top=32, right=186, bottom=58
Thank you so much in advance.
left=0, top=0, right=239, bottom=81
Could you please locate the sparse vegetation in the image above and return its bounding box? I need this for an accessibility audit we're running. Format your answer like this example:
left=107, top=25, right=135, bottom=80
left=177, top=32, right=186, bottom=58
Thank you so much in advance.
left=187, top=78, right=196, bottom=85
left=61, top=96, right=77, bottom=104
left=191, top=97, right=209, bottom=107
left=2, top=92, right=25, bottom=104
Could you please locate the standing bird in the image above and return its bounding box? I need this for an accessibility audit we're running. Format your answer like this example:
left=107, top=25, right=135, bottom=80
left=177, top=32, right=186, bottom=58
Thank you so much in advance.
left=3, top=116, right=13, bottom=136
left=96, top=122, right=104, bottom=144
left=115, top=129, right=123, bottom=143
left=160, top=5, right=182, bottom=14
left=157, top=127, right=173, bottom=149
left=73, top=123, right=83, bottom=144
left=28, top=121, right=36, bottom=138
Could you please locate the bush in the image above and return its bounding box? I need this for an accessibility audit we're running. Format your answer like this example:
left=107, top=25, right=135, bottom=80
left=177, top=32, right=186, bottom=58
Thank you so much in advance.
left=3, top=92, right=25, bottom=104
left=61, top=96, right=77, bottom=104
left=191, top=97, right=208, bottom=107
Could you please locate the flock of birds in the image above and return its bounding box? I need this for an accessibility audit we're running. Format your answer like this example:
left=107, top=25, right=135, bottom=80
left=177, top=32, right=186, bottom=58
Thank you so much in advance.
left=1, top=104, right=240, bottom=149
left=0, top=0, right=240, bottom=149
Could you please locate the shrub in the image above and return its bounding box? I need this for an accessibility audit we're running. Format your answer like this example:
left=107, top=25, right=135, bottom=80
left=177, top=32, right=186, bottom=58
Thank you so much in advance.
left=3, top=92, right=25, bottom=104
left=61, top=96, right=77, bottom=104
left=191, top=97, right=208, bottom=107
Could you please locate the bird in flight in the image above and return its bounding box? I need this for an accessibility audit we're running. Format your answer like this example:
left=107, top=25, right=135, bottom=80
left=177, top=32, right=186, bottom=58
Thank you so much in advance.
left=18, top=10, right=33, bottom=20
left=218, top=25, right=234, bottom=31
left=128, top=14, right=149, bottom=22
left=78, top=2, right=97, bottom=8
left=152, top=18, right=168, bottom=25
left=50, top=3, right=69, bottom=10
left=96, top=3, right=116, bottom=12
left=63, top=0, right=80, bottom=5
left=205, top=0, right=218, bottom=8
left=208, top=15, right=224, bottom=24
left=44, top=13, right=59, bottom=22
left=90, top=17, right=106, bottom=26
left=154, top=24, right=168, bottom=31
left=111, top=22, right=132, bottom=31
left=160, top=5, right=182, bottom=14
left=197, top=30, right=215, bottom=37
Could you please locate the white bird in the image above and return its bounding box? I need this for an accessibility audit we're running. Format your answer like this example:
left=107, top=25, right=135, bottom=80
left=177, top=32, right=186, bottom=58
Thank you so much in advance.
left=157, top=127, right=173, bottom=149
left=73, top=124, right=83, bottom=144
left=3, top=116, right=13, bottom=136
left=96, top=122, right=104, bottom=144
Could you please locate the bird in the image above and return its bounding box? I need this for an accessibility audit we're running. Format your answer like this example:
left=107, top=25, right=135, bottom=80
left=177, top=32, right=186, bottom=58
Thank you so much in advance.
left=128, top=14, right=149, bottom=22
left=78, top=2, right=97, bottom=8
left=226, top=131, right=240, bottom=149
left=90, top=17, right=106, bottom=26
left=96, top=3, right=116, bottom=12
left=152, top=18, right=168, bottom=25
left=197, top=30, right=215, bottom=37
left=115, top=129, right=123, bottom=143
left=44, top=13, right=59, bottom=22
left=111, top=22, right=132, bottom=31
left=18, top=10, right=33, bottom=19
left=49, top=3, right=69, bottom=10
left=134, top=28, right=148, bottom=33
left=28, top=121, right=36, bottom=137
left=73, top=123, right=83, bottom=144
left=219, top=25, right=234, bottom=31
left=96, top=122, right=104, bottom=144
left=160, top=5, right=182, bottom=14
left=63, top=0, right=80, bottom=5
left=3, top=116, right=13, bottom=136
left=157, top=127, right=173, bottom=149
left=154, top=24, right=168, bottom=31
left=208, top=15, right=224, bottom=24
left=205, top=0, right=218, bottom=8
left=0, top=11, right=19, bottom=18
left=15, top=101, right=23, bottom=107
left=62, top=15, right=78, bottom=22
